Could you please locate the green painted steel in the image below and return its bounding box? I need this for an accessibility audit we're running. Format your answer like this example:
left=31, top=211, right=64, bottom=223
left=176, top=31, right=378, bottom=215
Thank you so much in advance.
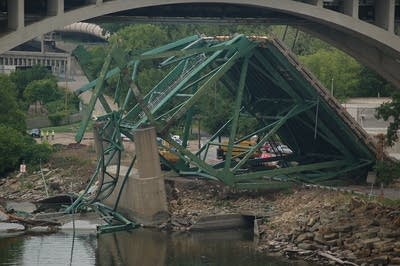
left=71, top=35, right=377, bottom=225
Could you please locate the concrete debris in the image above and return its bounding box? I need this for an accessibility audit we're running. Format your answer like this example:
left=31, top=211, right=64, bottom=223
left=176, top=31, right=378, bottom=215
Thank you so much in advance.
left=258, top=188, right=400, bottom=265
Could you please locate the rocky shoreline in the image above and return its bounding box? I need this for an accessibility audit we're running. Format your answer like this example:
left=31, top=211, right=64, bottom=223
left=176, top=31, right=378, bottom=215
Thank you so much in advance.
left=257, top=188, right=400, bottom=265
left=1, top=170, right=400, bottom=265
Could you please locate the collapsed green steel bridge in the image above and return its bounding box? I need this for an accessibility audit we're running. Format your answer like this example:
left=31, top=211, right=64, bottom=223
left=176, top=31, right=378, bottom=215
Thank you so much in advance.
left=75, top=34, right=378, bottom=195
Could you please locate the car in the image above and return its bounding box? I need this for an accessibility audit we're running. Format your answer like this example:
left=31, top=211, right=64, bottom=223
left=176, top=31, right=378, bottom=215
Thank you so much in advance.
left=262, top=142, right=293, bottom=155
left=30, top=128, right=41, bottom=138
left=276, top=144, right=293, bottom=154
left=171, top=135, right=183, bottom=145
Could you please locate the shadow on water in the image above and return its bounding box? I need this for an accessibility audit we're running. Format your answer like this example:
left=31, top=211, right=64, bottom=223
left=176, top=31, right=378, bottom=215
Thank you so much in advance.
left=0, top=229, right=309, bottom=266
left=97, top=229, right=308, bottom=266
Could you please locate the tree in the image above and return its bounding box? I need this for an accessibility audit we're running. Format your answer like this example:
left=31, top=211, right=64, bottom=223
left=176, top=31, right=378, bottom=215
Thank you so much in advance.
left=355, top=67, right=393, bottom=97
left=375, top=92, right=400, bottom=146
left=109, top=24, right=169, bottom=52
left=0, top=125, right=25, bottom=175
left=300, top=49, right=361, bottom=100
left=0, top=75, right=26, bottom=132
left=10, top=65, right=55, bottom=99
left=24, top=79, right=62, bottom=107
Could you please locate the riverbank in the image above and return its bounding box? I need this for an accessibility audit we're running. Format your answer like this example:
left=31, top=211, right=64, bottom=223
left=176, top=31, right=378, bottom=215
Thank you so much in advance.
left=163, top=178, right=400, bottom=265
left=1, top=158, right=400, bottom=265
left=257, top=188, right=400, bottom=265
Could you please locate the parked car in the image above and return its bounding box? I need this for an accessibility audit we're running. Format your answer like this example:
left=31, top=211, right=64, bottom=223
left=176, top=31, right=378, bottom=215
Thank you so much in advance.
left=30, top=128, right=41, bottom=138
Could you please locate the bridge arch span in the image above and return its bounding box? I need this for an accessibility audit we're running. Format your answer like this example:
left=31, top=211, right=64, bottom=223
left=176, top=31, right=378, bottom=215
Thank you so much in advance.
left=2, top=0, right=400, bottom=88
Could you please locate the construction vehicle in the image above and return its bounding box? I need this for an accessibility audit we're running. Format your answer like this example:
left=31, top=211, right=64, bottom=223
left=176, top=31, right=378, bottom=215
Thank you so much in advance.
left=157, top=137, right=180, bottom=170
left=216, top=138, right=261, bottom=160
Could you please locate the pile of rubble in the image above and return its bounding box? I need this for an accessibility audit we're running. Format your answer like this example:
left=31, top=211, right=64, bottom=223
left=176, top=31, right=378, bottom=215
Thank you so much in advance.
left=259, top=188, right=400, bottom=265
left=0, top=168, right=86, bottom=202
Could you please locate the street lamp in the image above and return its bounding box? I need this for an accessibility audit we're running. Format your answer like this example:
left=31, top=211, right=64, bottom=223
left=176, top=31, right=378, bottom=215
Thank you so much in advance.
left=331, top=77, right=334, bottom=96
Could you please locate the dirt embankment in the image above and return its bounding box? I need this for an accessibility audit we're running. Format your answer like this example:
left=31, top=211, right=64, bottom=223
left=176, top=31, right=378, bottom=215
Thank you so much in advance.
left=0, top=144, right=96, bottom=202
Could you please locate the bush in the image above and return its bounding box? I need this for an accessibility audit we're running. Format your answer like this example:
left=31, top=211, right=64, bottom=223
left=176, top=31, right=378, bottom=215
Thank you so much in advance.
left=0, top=125, right=25, bottom=175
left=21, top=142, right=53, bottom=166
left=375, top=160, right=400, bottom=185
left=48, top=111, right=67, bottom=126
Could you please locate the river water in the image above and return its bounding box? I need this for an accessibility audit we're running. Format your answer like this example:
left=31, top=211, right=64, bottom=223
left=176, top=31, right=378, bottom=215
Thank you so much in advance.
left=0, top=229, right=308, bottom=266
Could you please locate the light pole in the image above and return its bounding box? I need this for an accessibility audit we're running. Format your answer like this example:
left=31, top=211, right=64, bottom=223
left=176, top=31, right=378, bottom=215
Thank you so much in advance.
left=330, top=77, right=334, bottom=96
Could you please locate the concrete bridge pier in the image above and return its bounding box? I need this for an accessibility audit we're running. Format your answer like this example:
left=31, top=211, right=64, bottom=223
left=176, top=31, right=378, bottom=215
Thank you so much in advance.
left=98, top=125, right=169, bottom=226
left=129, top=127, right=169, bottom=225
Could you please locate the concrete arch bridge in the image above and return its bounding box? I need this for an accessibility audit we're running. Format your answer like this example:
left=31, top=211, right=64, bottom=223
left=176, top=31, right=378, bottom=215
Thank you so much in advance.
left=0, top=0, right=399, bottom=88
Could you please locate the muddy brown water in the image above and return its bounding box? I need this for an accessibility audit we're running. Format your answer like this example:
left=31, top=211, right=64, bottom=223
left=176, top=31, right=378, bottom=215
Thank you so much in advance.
left=0, top=228, right=310, bottom=266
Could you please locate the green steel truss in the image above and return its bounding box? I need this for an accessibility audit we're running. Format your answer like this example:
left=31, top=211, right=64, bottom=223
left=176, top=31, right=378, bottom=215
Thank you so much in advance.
left=74, top=35, right=377, bottom=197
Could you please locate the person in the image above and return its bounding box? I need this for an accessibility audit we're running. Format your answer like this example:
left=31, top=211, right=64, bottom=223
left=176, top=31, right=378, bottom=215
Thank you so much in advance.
left=51, top=130, right=55, bottom=140
left=46, top=130, right=49, bottom=141
left=40, top=130, right=44, bottom=141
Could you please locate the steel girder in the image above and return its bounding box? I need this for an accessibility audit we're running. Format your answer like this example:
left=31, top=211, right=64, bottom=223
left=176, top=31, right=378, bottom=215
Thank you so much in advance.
left=74, top=35, right=376, bottom=196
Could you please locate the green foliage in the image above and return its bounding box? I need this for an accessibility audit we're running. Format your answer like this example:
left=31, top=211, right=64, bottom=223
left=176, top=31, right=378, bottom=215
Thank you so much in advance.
left=0, top=125, right=53, bottom=176
left=376, top=92, right=400, bottom=146
left=24, top=79, right=62, bottom=105
left=45, top=89, right=79, bottom=114
left=21, top=141, right=53, bottom=166
left=356, top=67, right=393, bottom=97
left=110, top=24, right=169, bottom=52
left=300, top=49, right=361, bottom=100
left=10, top=65, right=55, bottom=98
left=0, top=75, right=26, bottom=132
left=72, top=45, right=107, bottom=80
left=375, top=160, right=400, bottom=185
left=0, top=125, right=25, bottom=175
left=198, top=85, right=234, bottom=134
left=48, top=111, right=67, bottom=126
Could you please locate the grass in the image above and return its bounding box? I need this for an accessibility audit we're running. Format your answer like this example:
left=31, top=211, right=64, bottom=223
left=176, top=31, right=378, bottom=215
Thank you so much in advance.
left=41, top=120, right=93, bottom=134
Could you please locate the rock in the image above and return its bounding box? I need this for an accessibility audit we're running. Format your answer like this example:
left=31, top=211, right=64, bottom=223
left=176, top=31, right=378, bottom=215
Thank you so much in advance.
left=325, top=239, right=338, bottom=247
left=0, top=208, right=8, bottom=221
left=6, top=201, right=36, bottom=214
left=370, top=255, right=388, bottom=265
left=350, top=197, right=364, bottom=209
left=324, top=233, right=338, bottom=241
left=332, top=224, right=353, bottom=233
left=307, top=217, right=318, bottom=227
left=393, top=247, right=400, bottom=256
left=361, top=237, right=381, bottom=248
left=378, top=228, right=400, bottom=238
left=314, top=233, right=327, bottom=245
left=368, top=219, right=380, bottom=226
left=49, top=181, right=61, bottom=191
left=391, top=257, right=400, bottom=264
left=297, top=243, right=317, bottom=250
left=373, top=240, right=394, bottom=252
left=296, top=232, right=314, bottom=243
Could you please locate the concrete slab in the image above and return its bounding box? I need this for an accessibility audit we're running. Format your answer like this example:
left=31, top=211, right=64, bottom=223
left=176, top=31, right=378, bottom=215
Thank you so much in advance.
left=190, top=214, right=253, bottom=231
left=6, top=202, right=36, bottom=213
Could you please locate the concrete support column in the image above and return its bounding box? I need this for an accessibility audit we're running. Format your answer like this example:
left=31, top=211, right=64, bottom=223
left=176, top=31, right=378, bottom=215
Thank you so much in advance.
left=375, top=0, right=395, bottom=32
left=304, top=0, right=323, bottom=7
left=66, top=56, right=71, bottom=80
left=343, top=0, right=359, bottom=18
left=47, top=0, right=64, bottom=16
left=101, top=127, right=169, bottom=226
left=8, top=0, right=24, bottom=30
left=129, top=127, right=169, bottom=225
